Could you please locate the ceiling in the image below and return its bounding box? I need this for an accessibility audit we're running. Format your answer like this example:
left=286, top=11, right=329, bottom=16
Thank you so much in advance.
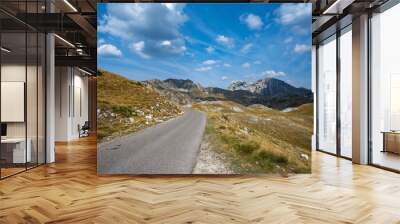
left=311, top=0, right=390, bottom=43
left=1, top=0, right=395, bottom=72
left=0, top=0, right=97, bottom=73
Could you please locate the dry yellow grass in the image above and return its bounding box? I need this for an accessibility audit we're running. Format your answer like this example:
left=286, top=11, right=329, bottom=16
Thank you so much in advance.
left=193, top=101, right=312, bottom=174
left=97, top=70, right=182, bottom=141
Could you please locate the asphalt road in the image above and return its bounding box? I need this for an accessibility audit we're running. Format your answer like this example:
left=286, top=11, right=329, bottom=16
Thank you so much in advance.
left=98, top=110, right=206, bottom=174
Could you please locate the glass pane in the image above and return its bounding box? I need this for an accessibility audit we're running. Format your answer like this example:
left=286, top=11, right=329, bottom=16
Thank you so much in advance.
left=317, top=36, right=337, bottom=154
left=38, top=33, right=45, bottom=165
left=371, top=4, right=400, bottom=171
left=1, top=31, right=27, bottom=177
left=0, top=1, right=46, bottom=178
left=27, top=31, right=38, bottom=169
left=25, top=0, right=38, bottom=169
left=340, top=28, right=352, bottom=158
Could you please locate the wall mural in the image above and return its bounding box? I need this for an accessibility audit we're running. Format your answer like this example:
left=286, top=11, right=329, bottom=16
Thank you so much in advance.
left=97, top=3, right=313, bottom=175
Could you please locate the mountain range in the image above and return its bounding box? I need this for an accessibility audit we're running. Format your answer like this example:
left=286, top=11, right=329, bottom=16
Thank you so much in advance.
left=228, top=78, right=311, bottom=98
left=144, top=78, right=312, bottom=110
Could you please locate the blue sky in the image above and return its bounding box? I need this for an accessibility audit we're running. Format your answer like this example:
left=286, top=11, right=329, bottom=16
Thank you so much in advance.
left=97, top=3, right=312, bottom=89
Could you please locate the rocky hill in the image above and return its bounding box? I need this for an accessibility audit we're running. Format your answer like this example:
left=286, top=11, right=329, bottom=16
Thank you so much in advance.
left=97, top=70, right=182, bottom=141
left=143, top=79, right=208, bottom=105
left=229, top=78, right=312, bottom=98
left=163, top=78, right=204, bottom=91
left=227, top=81, right=248, bottom=91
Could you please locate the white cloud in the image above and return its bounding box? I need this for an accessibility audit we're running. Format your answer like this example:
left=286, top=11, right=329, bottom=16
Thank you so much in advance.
left=203, top=60, right=217, bottom=65
left=99, top=4, right=187, bottom=58
left=294, top=44, right=311, bottom=53
left=262, top=70, right=286, bottom=78
left=97, top=44, right=122, bottom=57
left=275, top=4, right=310, bottom=25
left=161, top=3, right=180, bottom=11
left=292, top=25, right=309, bottom=35
left=160, top=40, right=172, bottom=46
left=253, top=60, right=261, bottom=65
left=284, top=37, right=293, bottom=43
left=206, top=46, right=215, bottom=53
left=158, top=39, right=187, bottom=54
left=221, top=76, right=229, bottom=80
left=240, top=43, right=253, bottom=53
left=195, top=66, right=212, bottom=72
left=99, top=4, right=187, bottom=39
left=98, top=38, right=105, bottom=45
left=240, top=13, right=263, bottom=30
left=242, top=62, right=251, bottom=68
left=216, top=35, right=234, bottom=47
left=223, top=63, right=232, bottom=67
left=130, top=41, right=150, bottom=59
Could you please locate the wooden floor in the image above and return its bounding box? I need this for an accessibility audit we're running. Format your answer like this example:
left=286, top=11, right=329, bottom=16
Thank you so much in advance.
left=1, top=136, right=400, bottom=223
left=373, top=150, right=400, bottom=171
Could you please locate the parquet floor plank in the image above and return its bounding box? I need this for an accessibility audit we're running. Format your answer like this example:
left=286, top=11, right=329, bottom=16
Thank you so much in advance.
left=1, top=136, right=400, bottom=223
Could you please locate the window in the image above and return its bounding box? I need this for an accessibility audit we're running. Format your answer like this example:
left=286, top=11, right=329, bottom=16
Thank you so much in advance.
left=370, top=3, right=400, bottom=171
left=0, top=2, right=46, bottom=179
left=339, top=26, right=352, bottom=158
left=317, top=35, right=337, bottom=154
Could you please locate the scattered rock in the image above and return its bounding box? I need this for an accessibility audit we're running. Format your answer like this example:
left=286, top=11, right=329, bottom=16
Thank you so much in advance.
left=248, top=115, right=259, bottom=123
left=248, top=104, right=272, bottom=110
left=239, top=127, right=249, bottom=135
left=282, top=107, right=297, bottom=112
left=232, top=106, right=243, bottom=112
left=301, top=153, right=309, bottom=161
left=210, top=107, right=223, bottom=112
left=193, top=137, right=235, bottom=174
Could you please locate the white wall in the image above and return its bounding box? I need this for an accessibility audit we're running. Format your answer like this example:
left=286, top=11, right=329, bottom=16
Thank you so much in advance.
left=55, top=67, right=70, bottom=141
left=1, top=65, right=38, bottom=137
left=55, top=67, right=89, bottom=141
left=1, top=65, right=26, bottom=139
left=1, top=82, right=25, bottom=122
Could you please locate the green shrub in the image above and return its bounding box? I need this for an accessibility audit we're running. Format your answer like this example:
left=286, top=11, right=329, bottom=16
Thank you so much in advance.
left=97, top=128, right=112, bottom=141
left=220, top=134, right=240, bottom=145
left=111, top=106, right=134, bottom=117
left=256, top=150, right=288, bottom=165
left=234, top=141, right=260, bottom=154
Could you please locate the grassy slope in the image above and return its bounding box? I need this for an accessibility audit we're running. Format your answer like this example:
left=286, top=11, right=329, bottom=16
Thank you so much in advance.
left=193, top=102, right=313, bottom=174
left=97, top=70, right=182, bottom=141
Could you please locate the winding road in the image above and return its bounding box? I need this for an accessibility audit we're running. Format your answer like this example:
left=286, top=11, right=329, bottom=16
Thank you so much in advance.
left=98, top=110, right=206, bottom=174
